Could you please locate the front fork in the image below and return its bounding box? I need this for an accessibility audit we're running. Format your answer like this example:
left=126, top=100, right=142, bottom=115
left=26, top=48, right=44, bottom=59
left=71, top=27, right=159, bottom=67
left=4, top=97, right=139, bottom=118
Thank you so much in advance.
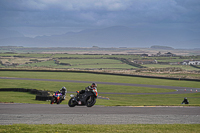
left=57, top=97, right=60, bottom=103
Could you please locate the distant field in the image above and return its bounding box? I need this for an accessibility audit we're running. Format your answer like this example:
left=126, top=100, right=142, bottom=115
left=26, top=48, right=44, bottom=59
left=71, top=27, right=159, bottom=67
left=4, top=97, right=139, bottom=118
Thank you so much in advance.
left=14, top=59, right=135, bottom=69
left=56, top=58, right=135, bottom=69
left=143, top=64, right=199, bottom=70
left=1, top=53, right=200, bottom=79
left=18, top=60, right=58, bottom=68
left=1, top=46, right=200, bottom=55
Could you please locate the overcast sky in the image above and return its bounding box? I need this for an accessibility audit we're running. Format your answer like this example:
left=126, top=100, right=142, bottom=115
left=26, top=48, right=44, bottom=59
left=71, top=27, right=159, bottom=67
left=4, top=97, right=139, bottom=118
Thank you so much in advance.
left=0, top=0, right=200, bottom=37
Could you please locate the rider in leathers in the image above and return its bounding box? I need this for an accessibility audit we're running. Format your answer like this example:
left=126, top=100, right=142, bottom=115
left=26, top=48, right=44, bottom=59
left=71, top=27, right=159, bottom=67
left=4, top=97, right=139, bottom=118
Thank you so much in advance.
left=181, top=97, right=189, bottom=104
left=76, top=83, right=97, bottom=98
left=59, top=86, right=67, bottom=100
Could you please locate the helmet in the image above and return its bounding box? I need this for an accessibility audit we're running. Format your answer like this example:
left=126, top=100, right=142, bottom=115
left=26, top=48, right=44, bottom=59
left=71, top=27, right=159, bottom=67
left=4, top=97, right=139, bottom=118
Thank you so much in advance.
left=91, top=83, right=97, bottom=88
left=61, top=87, right=66, bottom=91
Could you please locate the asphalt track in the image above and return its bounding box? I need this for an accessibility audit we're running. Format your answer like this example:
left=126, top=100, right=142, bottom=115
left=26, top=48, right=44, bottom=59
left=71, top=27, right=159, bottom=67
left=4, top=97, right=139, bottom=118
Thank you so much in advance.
left=0, top=77, right=200, bottom=124
left=0, top=103, right=200, bottom=124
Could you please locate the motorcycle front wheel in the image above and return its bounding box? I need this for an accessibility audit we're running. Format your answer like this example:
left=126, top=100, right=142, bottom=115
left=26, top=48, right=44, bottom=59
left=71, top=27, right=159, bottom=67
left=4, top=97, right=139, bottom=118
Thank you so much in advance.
left=57, top=98, right=61, bottom=104
left=50, top=98, right=55, bottom=104
left=86, top=96, right=96, bottom=107
left=68, top=98, right=77, bottom=107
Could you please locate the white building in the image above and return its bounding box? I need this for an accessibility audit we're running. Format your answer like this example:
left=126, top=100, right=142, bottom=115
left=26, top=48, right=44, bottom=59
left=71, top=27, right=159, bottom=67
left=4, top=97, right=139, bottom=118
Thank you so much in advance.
left=182, top=60, right=200, bottom=65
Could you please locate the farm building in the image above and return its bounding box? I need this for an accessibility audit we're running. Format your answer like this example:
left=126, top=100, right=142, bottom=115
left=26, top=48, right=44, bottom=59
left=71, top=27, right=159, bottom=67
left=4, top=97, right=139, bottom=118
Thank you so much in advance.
left=151, top=51, right=176, bottom=57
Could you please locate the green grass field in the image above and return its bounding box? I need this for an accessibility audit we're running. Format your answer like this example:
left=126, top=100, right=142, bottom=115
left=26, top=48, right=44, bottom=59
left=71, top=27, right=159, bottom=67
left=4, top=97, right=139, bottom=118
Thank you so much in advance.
left=55, top=58, right=135, bottom=69
left=0, top=124, right=200, bottom=133
left=1, top=71, right=200, bottom=88
left=0, top=71, right=199, bottom=106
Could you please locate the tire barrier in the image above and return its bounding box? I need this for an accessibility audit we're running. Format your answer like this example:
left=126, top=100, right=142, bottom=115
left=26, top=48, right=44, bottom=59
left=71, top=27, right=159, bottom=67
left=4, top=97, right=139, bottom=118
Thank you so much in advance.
left=0, top=88, right=52, bottom=101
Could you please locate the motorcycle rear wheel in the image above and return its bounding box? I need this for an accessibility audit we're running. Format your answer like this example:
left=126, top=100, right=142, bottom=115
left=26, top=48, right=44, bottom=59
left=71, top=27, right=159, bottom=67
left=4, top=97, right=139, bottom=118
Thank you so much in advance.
left=68, top=98, right=77, bottom=107
left=86, top=96, right=96, bottom=107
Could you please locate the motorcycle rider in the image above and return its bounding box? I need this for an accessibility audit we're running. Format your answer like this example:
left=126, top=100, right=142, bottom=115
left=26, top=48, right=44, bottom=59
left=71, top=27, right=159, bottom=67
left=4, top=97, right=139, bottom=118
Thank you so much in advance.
left=181, top=97, right=189, bottom=104
left=76, top=83, right=97, bottom=97
left=59, top=86, right=67, bottom=100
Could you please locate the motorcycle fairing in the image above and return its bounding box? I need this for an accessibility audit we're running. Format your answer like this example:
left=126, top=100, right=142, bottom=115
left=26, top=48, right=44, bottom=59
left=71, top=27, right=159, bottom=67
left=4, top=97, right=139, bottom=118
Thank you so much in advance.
left=53, top=91, right=62, bottom=97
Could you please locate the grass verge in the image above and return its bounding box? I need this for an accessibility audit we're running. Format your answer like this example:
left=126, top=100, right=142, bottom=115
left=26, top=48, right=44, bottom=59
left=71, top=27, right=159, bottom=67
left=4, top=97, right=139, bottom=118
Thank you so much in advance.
left=0, top=124, right=200, bottom=133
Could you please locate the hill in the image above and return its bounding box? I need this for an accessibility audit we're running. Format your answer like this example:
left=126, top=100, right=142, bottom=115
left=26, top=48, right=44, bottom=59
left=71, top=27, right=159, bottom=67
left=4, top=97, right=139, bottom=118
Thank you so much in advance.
left=0, top=26, right=199, bottom=49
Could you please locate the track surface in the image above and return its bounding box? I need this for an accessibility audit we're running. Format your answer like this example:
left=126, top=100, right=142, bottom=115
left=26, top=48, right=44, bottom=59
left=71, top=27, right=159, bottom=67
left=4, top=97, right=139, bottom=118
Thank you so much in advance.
left=0, top=103, right=200, bottom=124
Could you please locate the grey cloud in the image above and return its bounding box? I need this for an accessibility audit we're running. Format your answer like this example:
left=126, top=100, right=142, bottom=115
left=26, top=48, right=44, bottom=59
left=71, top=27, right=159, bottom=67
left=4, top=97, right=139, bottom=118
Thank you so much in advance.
left=0, top=0, right=199, bottom=36
left=1, top=0, right=199, bottom=25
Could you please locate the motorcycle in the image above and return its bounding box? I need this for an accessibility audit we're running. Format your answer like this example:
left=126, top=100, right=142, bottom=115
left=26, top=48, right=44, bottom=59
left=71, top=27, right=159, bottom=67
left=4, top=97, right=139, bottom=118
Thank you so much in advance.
left=50, top=91, right=63, bottom=104
left=68, top=88, right=98, bottom=107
